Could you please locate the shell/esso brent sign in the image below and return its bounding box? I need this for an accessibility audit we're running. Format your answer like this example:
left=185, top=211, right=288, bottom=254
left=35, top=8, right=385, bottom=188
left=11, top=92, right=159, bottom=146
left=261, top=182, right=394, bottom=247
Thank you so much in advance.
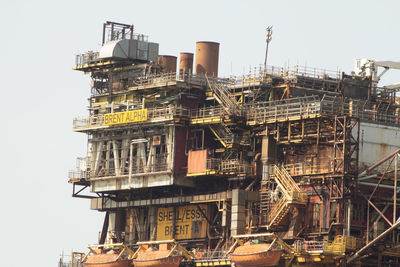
left=157, top=204, right=208, bottom=240
left=104, top=109, right=148, bottom=126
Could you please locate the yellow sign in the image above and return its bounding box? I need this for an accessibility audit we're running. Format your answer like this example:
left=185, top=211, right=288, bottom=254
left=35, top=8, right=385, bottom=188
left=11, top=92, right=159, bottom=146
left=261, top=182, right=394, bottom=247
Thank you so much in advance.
left=157, top=204, right=208, bottom=240
left=104, top=109, right=148, bottom=126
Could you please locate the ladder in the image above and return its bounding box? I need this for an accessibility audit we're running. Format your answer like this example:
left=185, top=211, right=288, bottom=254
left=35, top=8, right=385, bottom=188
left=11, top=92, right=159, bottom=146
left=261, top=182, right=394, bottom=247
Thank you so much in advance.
left=206, top=75, right=242, bottom=117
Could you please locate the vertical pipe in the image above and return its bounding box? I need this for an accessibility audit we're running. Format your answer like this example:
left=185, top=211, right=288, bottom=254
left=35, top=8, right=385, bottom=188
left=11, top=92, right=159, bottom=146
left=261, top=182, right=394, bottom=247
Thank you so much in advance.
left=167, top=126, right=175, bottom=171
left=90, top=142, right=98, bottom=175
left=366, top=203, right=370, bottom=244
left=172, top=206, right=177, bottom=239
left=394, top=153, right=398, bottom=224
left=130, top=25, right=133, bottom=39
left=120, top=139, right=129, bottom=175
left=146, top=141, right=154, bottom=172
left=201, top=128, right=204, bottom=150
left=106, top=141, right=111, bottom=175
left=111, top=23, right=114, bottom=41
left=129, top=141, right=133, bottom=187
left=347, top=198, right=351, bottom=236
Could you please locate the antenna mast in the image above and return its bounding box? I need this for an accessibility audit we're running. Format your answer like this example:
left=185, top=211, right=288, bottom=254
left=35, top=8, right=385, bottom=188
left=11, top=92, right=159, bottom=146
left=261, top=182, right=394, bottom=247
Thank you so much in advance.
left=264, top=26, right=273, bottom=72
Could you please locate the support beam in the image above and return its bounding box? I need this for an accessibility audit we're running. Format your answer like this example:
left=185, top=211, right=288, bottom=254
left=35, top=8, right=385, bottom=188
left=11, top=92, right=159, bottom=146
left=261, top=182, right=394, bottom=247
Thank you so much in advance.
left=359, top=189, right=392, bottom=227
left=359, top=148, right=400, bottom=177
left=94, top=142, right=104, bottom=176
left=348, top=218, right=400, bottom=264
left=113, top=140, right=120, bottom=176
left=99, top=212, right=109, bottom=244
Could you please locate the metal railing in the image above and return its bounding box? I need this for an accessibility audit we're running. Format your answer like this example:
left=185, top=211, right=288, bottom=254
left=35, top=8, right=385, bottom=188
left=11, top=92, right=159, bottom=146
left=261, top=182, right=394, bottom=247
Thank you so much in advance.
left=206, top=158, right=222, bottom=171
left=127, top=71, right=217, bottom=90
left=191, top=95, right=320, bottom=124
left=205, top=159, right=253, bottom=176
left=294, top=236, right=359, bottom=255
left=68, top=170, right=88, bottom=180
left=246, top=95, right=321, bottom=124
left=197, top=250, right=230, bottom=260
left=284, top=162, right=333, bottom=177
left=267, top=165, right=307, bottom=227
left=290, top=65, right=341, bottom=80
left=230, top=64, right=342, bottom=86
left=73, top=105, right=190, bottom=130
left=130, top=72, right=178, bottom=87
left=273, top=165, right=302, bottom=196
left=206, top=76, right=242, bottom=117
left=75, top=51, right=99, bottom=67
left=321, top=95, right=400, bottom=125
left=326, top=235, right=358, bottom=254
left=68, top=157, right=90, bottom=179
left=303, top=240, right=326, bottom=253
left=73, top=94, right=400, bottom=133
left=246, top=94, right=400, bottom=126
left=191, top=106, right=225, bottom=120
left=220, top=160, right=253, bottom=175
left=268, top=195, right=289, bottom=224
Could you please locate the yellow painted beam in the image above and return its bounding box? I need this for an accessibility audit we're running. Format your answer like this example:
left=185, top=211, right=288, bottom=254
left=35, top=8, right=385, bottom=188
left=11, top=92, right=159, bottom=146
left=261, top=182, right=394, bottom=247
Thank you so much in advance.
left=186, top=170, right=218, bottom=177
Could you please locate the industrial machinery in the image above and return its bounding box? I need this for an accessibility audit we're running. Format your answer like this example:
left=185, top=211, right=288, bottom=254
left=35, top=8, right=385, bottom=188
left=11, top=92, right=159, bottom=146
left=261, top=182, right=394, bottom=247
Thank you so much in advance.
left=64, top=21, right=400, bottom=267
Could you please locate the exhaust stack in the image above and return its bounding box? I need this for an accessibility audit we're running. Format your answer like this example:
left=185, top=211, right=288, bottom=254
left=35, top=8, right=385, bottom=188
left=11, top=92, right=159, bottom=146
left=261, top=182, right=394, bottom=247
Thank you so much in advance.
left=179, top=52, right=194, bottom=73
left=157, top=55, right=177, bottom=73
left=195, top=41, right=219, bottom=77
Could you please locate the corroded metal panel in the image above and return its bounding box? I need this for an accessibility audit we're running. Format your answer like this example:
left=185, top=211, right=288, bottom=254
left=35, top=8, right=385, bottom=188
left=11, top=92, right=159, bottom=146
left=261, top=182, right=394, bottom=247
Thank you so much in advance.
left=187, top=150, right=207, bottom=174
left=358, top=122, right=400, bottom=172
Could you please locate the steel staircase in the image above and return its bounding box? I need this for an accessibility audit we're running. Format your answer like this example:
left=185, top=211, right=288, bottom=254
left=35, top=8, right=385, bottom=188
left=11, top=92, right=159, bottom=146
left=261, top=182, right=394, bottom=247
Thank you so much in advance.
left=205, top=75, right=242, bottom=117
left=209, top=124, right=235, bottom=148
left=267, top=165, right=308, bottom=228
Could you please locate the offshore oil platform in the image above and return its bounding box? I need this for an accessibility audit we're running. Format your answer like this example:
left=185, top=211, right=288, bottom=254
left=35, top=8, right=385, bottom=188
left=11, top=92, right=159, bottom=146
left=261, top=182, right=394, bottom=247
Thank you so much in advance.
left=62, top=21, right=400, bottom=266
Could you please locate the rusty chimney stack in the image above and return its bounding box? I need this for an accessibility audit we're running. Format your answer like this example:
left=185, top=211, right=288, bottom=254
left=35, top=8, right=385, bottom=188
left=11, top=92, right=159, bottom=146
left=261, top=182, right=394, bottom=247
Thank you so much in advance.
left=195, top=41, right=220, bottom=77
left=179, top=52, right=194, bottom=73
left=157, top=55, right=177, bottom=73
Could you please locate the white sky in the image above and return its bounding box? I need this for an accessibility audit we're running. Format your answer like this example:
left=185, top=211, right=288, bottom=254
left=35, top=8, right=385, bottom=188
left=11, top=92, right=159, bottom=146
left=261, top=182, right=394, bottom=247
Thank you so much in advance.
left=1, top=0, right=399, bottom=266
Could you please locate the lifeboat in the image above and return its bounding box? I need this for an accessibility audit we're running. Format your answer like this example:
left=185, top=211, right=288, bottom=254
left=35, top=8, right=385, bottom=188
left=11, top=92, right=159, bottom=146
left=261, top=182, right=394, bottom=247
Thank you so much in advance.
left=85, top=251, right=132, bottom=267
left=229, top=242, right=283, bottom=267
left=132, top=247, right=183, bottom=267
left=132, top=240, right=193, bottom=267
left=83, top=243, right=134, bottom=267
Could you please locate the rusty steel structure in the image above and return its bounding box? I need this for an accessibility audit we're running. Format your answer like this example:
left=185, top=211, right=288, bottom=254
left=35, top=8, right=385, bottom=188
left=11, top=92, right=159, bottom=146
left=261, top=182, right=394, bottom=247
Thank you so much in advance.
left=65, top=22, right=400, bottom=267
